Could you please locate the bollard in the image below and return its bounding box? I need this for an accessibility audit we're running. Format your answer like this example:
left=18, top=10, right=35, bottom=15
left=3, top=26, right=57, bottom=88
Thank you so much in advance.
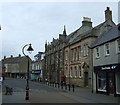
left=68, top=84, right=70, bottom=91
left=58, top=83, right=60, bottom=88
left=65, top=84, right=67, bottom=90
left=52, top=82, right=54, bottom=87
left=61, top=83, right=63, bottom=89
left=72, top=84, right=75, bottom=92
left=55, top=83, right=57, bottom=87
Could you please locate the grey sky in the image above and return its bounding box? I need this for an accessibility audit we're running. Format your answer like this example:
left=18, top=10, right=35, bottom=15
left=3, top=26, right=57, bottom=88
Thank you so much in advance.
left=0, top=2, right=118, bottom=60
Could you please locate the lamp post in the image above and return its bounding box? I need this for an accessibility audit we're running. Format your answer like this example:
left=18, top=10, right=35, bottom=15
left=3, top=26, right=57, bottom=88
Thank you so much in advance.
left=22, top=44, right=34, bottom=100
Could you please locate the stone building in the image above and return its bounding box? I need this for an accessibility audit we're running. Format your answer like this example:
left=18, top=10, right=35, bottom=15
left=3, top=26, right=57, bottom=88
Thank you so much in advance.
left=91, top=24, right=120, bottom=96
left=45, top=7, right=116, bottom=87
left=1, top=55, right=32, bottom=78
left=31, top=52, right=44, bottom=81
left=45, top=26, right=67, bottom=83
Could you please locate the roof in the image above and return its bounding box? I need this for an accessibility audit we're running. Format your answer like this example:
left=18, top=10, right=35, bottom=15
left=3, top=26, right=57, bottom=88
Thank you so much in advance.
left=91, top=23, right=120, bottom=48
left=68, top=21, right=106, bottom=45
left=70, top=29, right=92, bottom=45
left=2, top=56, right=26, bottom=64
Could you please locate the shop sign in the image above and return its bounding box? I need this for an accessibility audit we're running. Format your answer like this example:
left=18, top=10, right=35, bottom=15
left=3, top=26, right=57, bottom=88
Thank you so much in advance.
left=31, top=70, right=41, bottom=74
left=101, top=65, right=117, bottom=70
left=94, top=64, right=120, bottom=72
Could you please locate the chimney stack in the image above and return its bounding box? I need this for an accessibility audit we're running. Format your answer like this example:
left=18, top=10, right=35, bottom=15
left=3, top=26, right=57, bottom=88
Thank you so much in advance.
left=4, top=56, right=6, bottom=59
left=105, top=7, right=112, bottom=21
left=82, top=17, right=92, bottom=27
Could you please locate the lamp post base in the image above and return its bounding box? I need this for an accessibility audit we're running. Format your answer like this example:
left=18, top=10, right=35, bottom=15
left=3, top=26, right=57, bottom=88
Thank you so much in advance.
left=25, top=90, right=29, bottom=100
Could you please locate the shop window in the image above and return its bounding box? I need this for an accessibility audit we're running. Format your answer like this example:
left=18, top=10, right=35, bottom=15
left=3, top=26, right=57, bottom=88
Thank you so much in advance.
left=97, top=73, right=107, bottom=92
left=116, top=72, right=120, bottom=94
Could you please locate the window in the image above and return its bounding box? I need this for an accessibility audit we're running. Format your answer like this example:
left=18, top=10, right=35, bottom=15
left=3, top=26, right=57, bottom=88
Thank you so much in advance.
left=95, top=47, right=100, bottom=58
left=74, top=66, right=77, bottom=77
left=105, top=43, right=110, bottom=55
left=76, top=48, right=78, bottom=61
left=77, top=47, right=79, bottom=60
left=83, top=45, right=89, bottom=57
left=117, top=39, right=120, bottom=53
left=70, top=67, right=72, bottom=77
left=79, top=66, right=82, bottom=77
left=116, top=72, right=120, bottom=94
left=97, top=73, right=107, bottom=92
left=79, top=46, right=81, bottom=59
left=71, top=49, right=74, bottom=61
left=83, top=45, right=86, bottom=56
left=65, top=50, right=68, bottom=61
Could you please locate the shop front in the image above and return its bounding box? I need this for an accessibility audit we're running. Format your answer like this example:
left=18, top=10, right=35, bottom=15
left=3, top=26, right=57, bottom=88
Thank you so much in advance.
left=30, top=70, right=42, bottom=82
left=94, top=63, right=120, bottom=96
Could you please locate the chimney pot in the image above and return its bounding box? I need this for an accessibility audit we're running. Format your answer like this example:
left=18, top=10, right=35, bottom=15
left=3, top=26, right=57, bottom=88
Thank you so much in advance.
left=4, top=56, right=6, bottom=59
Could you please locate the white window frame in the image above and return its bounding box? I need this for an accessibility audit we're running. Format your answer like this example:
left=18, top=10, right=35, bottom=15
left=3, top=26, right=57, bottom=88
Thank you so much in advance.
left=95, top=47, right=100, bottom=58
left=104, top=43, right=110, bottom=56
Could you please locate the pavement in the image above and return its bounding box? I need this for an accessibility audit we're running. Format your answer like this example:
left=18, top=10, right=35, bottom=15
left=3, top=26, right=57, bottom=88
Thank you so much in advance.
left=1, top=81, right=120, bottom=104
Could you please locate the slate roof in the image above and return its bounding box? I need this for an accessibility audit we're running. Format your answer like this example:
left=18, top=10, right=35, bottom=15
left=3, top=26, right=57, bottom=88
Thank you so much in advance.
left=69, top=21, right=107, bottom=45
left=91, top=23, right=120, bottom=48
left=70, top=29, right=92, bottom=45
left=2, top=56, right=26, bottom=64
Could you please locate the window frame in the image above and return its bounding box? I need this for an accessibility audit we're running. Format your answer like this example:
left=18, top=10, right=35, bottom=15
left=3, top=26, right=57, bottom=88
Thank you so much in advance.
left=95, top=47, right=100, bottom=58
left=104, top=43, right=110, bottom=56
left=116, top=39, right=120, bottom=53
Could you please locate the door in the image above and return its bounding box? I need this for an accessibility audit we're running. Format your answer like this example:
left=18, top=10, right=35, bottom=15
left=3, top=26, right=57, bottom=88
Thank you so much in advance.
left=84, top=72, right=88, bottom=87
left=108, top=72, right=115, bottom=94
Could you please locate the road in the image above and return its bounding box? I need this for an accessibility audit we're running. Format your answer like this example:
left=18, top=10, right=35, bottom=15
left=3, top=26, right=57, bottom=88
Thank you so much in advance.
left=2, top=78, right=80, bottom=103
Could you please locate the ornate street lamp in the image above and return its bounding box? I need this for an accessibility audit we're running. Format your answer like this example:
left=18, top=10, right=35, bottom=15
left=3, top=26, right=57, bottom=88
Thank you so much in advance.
left=22, top=44, right=34, bottom=100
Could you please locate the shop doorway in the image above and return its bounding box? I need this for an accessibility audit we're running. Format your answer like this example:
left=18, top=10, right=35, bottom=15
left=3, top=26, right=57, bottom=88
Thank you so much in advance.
left=108, top=72, right=115, bottom=94
left=84, top=72, right=88, bottom=87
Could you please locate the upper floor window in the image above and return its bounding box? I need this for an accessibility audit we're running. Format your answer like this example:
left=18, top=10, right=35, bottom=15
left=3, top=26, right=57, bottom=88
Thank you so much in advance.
left=95, top=47, right=100, bottom=58
left=70, top=49, right=73, bottom=61
left=79, top=46, right=82, bottom=58
left=105, top=43, right=110, bottom=55
left=117, top=39, right=120, bottom=53
left=70, top=67, right=72, bottom=77
left=83, top=44, right=89, bottom=57
left=65, top=50, right=68, bottom=61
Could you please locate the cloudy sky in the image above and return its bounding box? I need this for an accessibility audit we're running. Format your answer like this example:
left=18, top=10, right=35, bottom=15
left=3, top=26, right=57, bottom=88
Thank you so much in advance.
left=0, top=1, right=119, bottom=60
